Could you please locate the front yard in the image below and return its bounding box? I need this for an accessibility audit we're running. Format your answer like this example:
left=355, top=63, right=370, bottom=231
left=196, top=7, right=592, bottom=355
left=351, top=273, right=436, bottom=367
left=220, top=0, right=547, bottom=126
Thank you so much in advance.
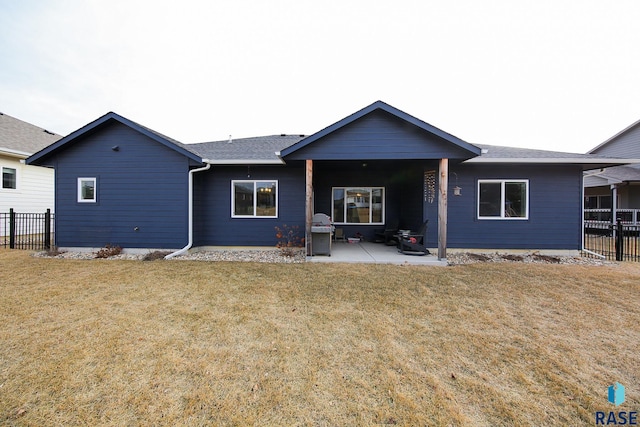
left=0, top=250, right=638, bottom=426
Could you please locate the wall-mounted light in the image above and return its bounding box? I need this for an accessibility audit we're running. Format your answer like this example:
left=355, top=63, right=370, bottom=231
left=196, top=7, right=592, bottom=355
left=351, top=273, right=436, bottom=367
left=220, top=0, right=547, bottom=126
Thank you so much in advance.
left=111, top=145, right=120, bottom=151
left=452, top=173, right=461, bottom=196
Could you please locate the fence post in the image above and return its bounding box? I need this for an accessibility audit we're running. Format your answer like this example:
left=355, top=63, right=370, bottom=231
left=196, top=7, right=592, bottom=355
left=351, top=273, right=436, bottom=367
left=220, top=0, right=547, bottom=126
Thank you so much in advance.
left=9, top=208, right=15, bottom=249
left=44, top=209, right=51, bottom=250
left=616, top=219, right=624, bottom=261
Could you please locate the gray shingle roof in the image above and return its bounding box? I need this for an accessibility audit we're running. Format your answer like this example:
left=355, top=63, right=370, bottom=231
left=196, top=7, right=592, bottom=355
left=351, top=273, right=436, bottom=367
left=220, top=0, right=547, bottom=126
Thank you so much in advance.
left=187, top=134, right=306, bottom=163
left=596, top=165, right=640, bottom=182
left=474, top=144, right=602, bottom=159
left=0, top=112, right=61, bottom=155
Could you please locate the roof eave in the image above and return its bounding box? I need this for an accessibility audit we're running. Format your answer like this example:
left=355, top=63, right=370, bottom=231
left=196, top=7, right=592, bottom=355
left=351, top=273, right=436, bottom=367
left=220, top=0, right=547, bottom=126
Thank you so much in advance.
left=464, top=158, right=640, bottom=164
left=205, top=159, right=285, bottom=165
left=464, top=157, right=640, bottom=171
left=0, top=147, right=31, bottom=158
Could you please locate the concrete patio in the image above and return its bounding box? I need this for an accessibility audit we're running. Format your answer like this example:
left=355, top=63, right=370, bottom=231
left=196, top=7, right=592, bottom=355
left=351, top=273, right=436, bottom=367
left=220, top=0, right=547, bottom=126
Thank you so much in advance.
left=307, top=241, right=448, bottom=266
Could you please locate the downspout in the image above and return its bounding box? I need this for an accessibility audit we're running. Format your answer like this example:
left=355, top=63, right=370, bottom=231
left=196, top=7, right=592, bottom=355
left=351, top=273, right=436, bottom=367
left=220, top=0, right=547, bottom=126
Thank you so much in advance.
left=165, top=161, right=212, bottom=259
left=582, top=169, right=606, bottom=258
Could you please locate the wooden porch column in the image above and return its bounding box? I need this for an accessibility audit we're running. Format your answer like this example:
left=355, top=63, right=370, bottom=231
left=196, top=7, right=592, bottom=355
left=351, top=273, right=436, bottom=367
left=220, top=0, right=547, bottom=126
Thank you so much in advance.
left=305, top=159, right=313, bottom=256
left=438, top=158, right=449, bottom=260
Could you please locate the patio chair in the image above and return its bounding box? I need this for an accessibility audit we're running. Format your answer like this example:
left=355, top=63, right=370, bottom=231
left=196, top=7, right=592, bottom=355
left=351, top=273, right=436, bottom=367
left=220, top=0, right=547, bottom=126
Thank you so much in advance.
left=398, top=220, right=430, bottom=255
left=374, top=218, right=400, bottom=245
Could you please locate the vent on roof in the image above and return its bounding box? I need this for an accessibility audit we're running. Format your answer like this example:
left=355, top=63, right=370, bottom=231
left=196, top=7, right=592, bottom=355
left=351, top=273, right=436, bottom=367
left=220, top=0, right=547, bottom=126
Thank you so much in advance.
left=280, top=134, right=286, bottom=137
left=299, top=134, right=305, bottom=137
left=228, top=135, right=232, bottom=144
left=44, top=129, right=55, bottom=135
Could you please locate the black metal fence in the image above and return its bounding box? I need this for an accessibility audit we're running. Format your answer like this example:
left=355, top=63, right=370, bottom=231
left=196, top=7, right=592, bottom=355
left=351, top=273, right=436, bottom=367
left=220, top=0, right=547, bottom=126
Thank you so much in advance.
left=1, top=209, right=54, bottom=250
left=583, top=220, right=640, bottom=262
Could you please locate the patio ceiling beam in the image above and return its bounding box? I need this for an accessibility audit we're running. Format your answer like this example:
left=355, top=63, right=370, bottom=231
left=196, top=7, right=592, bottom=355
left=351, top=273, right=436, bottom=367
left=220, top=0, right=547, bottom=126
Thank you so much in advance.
left=438, top=158, right=448, bottom=260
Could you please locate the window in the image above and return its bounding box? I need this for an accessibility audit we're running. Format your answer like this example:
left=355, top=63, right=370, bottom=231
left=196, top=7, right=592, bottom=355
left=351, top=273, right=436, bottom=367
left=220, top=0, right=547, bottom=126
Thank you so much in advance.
left=332, top=187, right=384, bottom=224
left=78, top=177, right=97, bottom=202
left=478, top=180, right=528, bottom=219
left=232, top=180, right=278, bottom=218
left=2, top=167, right=16, bottom=189
left=584, top=195, right=611, bottom=210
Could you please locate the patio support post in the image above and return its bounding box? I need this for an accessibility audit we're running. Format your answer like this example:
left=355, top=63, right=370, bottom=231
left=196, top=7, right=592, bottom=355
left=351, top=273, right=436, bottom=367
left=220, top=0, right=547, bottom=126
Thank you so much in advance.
left=305, top=159, right=313, bottom=256
left=438, top=158, right=448, bottom=260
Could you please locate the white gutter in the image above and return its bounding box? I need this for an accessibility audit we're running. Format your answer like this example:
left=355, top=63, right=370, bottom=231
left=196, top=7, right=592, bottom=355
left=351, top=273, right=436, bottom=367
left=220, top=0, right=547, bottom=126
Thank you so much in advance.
left=206, top=159, right=285, bottom=165
left=165, top=161, right=212, bottom=259
left=464, top=157, right=640, bottom=165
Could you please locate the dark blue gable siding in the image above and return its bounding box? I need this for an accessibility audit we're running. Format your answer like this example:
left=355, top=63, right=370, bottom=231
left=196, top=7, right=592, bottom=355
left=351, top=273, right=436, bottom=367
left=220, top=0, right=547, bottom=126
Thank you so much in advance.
left=193, top=165, right=306, bottom=246
left=284, top=110, right=476, bottom=161
left=52, top=121, right=192, bottom=249
left=445, top=164, right=583, bottom=250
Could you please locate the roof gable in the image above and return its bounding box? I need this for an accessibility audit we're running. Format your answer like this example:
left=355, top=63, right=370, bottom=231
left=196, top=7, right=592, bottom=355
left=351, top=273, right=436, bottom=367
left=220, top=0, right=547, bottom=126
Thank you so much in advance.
left=26, top=112, right=203, bottom=166
left=280, top=101, right=481, bottom=160
left=588, top=118, right=640, bottom=158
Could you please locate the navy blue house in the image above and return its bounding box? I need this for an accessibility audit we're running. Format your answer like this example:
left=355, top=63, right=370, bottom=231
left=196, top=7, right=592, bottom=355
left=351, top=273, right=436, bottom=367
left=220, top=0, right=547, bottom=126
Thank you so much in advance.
left=27, top=101, right=629, bottom=259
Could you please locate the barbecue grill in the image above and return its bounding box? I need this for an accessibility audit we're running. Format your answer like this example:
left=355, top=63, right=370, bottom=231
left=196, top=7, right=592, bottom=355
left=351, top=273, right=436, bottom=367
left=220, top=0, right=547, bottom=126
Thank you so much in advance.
left=311, top=213, right=333, bottom=256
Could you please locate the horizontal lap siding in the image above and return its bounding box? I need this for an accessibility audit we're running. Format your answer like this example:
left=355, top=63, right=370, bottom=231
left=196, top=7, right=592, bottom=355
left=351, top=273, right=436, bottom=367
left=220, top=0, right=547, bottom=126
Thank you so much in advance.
left=54, top=122, right=191, bottom=248
left=285, top=110, right=473, bottom=160
left=447, top=164, right=583, bottom=250
left=591, top=125, right=640, bottom=158
left=193, top=165, right=305, bottom=246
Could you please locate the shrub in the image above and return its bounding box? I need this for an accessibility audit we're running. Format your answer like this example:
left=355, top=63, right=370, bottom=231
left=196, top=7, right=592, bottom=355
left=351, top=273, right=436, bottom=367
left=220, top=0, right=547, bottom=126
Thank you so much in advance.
left=95, top=244, right=123, bottom=259
left=142, top=251, right=172, bottom=261
left=275, top=225, right=305, bottom=257
left=44, top=246, right=65, bottom=257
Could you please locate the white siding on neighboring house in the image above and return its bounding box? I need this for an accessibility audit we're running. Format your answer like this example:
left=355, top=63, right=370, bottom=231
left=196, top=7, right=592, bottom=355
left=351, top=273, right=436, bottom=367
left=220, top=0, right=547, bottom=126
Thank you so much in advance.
left=0, top=155, right=54, bottom=213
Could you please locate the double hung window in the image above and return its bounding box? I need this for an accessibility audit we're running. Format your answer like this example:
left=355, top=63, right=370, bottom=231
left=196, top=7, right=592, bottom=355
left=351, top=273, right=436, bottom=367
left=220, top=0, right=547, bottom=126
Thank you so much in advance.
left=332, top=187, right=384, bottom=224
left=478, top=180, right=528, bottom=219
left=232, top=180, right=278, bottom=218
left=2, top=167, right=16, bottom=189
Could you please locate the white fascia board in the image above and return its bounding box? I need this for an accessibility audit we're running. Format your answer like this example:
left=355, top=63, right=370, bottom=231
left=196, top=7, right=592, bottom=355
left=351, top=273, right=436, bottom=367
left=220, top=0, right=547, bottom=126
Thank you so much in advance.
left=464, top=157, right=640, bottom=164
left=204, top=159, right=285, bottom=165
left=0, top=147, right=31, bottom=158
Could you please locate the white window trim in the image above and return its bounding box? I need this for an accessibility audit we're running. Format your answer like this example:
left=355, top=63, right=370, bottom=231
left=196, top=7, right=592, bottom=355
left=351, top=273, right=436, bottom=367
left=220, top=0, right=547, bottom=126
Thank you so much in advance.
left=77, top=177, right=97, bottom=203
left=231, top=180, right=278, bottom=218
left=1, top=166, right=18, bottom=191
left=331, top=186, right=385, bottom=225
left=477, top=179, right=529, bottom=220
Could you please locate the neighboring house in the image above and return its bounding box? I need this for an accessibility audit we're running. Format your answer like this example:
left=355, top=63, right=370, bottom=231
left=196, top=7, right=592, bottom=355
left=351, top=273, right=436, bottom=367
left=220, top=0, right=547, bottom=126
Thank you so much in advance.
left=584, top=119, right=640, bottom=224
left=26, top=101, right=635, bottom=258
left=0, top=112, right=60, bottom=214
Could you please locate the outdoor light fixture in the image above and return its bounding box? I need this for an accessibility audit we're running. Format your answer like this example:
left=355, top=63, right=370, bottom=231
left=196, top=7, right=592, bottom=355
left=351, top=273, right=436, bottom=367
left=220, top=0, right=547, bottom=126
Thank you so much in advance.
left=111, top=145, right=120, bottom=151
left=452, top=173, right=461, bottom=196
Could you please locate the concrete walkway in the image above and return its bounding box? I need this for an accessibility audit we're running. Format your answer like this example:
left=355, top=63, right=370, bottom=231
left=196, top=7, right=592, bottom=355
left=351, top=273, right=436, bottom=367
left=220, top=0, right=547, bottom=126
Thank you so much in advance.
left=307, top=241, right=448, bottom=266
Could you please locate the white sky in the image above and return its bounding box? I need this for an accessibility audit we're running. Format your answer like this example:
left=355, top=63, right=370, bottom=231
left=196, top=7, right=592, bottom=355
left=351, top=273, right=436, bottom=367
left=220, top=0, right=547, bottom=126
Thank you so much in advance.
left=2, top=0, right=640, bottom=153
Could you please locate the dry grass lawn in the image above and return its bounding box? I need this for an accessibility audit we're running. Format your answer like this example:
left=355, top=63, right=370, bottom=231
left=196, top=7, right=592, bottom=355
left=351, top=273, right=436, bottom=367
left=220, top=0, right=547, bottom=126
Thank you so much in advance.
left=0, top=249, right=638, bottom=426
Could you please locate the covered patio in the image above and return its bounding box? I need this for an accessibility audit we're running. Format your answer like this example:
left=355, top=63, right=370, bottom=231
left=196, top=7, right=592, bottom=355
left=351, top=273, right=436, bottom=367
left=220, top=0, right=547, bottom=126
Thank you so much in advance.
left=307, top=240, right=447, bottom=266
left=279, top=101, right=482, bottom=261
